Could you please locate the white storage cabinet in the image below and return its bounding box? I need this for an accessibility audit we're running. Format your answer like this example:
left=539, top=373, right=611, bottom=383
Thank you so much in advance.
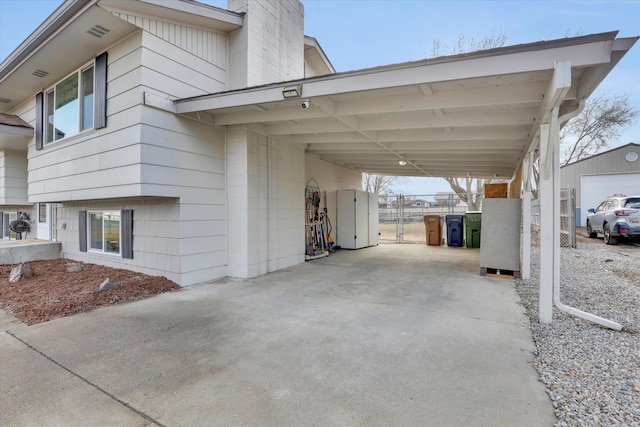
left=336, top=190, right=379, bottom=249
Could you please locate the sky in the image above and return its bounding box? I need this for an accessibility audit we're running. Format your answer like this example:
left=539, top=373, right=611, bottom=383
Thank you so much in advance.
left=1, top=0, right=639, bottom=196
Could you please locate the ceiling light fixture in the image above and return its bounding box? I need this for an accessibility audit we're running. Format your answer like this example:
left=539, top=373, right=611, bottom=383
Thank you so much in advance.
left=282, top=84, right=302, bottom=98
left=398, top=160, right=407, bottom=166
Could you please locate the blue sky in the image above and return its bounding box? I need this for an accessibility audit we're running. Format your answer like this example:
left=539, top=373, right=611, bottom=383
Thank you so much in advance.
left=1, top=0, right=638, bottom=195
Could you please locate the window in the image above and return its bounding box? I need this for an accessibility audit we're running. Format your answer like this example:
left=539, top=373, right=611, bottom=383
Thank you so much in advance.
left=44, top=64, right=94, bottom=143
left=2, top=212, right=17, bottom=240
left=89, top=211, right=121, bottom=254
left=79, top=209, right=133, bottom=258
left=38, top=203, right=47, bottom=223
left=36, top=52, right=107, bottom=149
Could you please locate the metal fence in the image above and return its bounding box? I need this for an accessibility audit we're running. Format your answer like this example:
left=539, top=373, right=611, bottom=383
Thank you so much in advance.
left=530, top=187, right=576, bottom=248
left=378, top=193, right=482, bottom=243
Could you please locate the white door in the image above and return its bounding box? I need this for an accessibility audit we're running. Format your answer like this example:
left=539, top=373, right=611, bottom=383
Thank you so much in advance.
left=37, top=203, right=51, bottom=240
left=368, top=192, right=379, bottom=246
left=580, top=173, right=640, bottom=226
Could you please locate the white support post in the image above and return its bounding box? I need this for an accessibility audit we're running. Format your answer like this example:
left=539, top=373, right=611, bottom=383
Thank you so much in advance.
left=521, top=152, right=533, bottom=280
left=538, top=121, right=555, bottom=324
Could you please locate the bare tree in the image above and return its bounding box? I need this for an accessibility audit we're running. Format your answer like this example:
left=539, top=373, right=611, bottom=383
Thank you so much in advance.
left=560, top=94, right=638, bottom=165
left=443, top=177, right=487, bottom=211
left=431, top=31, right=508, bottom=57
left=438, top=33, right=508, bottom=203
left=362, top=173, right=398, bottom=195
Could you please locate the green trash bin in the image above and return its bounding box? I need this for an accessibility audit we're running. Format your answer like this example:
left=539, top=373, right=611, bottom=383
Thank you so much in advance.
left=465, top=211, right=481, bottom=248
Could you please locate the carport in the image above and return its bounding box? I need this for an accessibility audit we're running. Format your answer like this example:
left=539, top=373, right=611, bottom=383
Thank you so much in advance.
left=173, top=32, right=637, bottom=327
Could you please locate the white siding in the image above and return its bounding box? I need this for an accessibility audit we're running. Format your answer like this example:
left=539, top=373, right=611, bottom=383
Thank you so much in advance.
left=136, top=31, right=228, bottom=285
left=109, top=11, right=228, bottom=67
left=305, top=153, right=363, bottom=240
left=0, top=150, right=28, bottom=205
left=226, top=129, right=307, bottom=278
left=247, top=135, right=306, bottom=276
left=56, top=198, right=193, bottom=284
left=28, top=33, right=145, bottom=203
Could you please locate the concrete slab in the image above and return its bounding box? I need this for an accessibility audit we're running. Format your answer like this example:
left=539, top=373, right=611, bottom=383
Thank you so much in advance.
left=0, top=244, right=555, bottom=426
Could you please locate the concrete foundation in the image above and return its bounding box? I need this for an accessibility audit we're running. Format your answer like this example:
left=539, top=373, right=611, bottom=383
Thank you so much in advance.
left=0, top=240, right=61, bottom=265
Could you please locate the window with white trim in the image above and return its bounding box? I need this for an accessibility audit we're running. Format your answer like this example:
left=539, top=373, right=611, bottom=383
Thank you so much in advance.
left=44, top=64, right=94, bottom=143
left=36, top=52, right=107, bottom=150
left=89, top=211, right=121, bottom=254
left=2, top=212, right=17, bottom=240
left=38, top=203, right=47, bottom=223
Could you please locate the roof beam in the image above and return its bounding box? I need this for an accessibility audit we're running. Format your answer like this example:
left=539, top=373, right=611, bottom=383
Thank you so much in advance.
left=306, top=140, right=526, bottom=152
left=291, top=127, right=529, bottom=144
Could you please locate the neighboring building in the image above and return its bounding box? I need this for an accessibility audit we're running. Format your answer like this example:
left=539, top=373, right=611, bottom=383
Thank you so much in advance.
left=433, top=192, right=462, bottom=207
left=410, top=200, right=429, bottom=208
left=560, top=143, right=640, bottom=226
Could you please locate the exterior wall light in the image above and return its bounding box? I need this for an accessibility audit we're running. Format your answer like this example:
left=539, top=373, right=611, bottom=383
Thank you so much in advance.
left=282, top=84, right=302, bottom=98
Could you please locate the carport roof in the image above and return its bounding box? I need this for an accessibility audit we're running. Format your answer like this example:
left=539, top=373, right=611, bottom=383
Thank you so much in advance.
left=175, top=32, right=638, bottom=180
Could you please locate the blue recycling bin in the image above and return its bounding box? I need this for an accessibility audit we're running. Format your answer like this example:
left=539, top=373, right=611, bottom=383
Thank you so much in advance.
left=446, top=214, right=464, bottom=247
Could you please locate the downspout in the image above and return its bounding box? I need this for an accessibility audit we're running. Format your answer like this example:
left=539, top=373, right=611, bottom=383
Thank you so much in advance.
left=552, top=99, right=622, bottom=331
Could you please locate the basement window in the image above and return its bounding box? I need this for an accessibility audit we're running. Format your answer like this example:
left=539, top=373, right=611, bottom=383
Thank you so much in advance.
left=79, top=209, right=133, bottom=259
left=89, top=211, right=121, bottom=254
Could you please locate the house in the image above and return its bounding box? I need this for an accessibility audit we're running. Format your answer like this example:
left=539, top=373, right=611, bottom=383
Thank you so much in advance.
left=411, top=200, right=429, bottom=208
left=433, top=192, right=462, bottom=207
left=0, top=0, right=636, bottom=318
left=0, top=0, right=360, bottom=286
left=560, top=143, right=640, bottom=226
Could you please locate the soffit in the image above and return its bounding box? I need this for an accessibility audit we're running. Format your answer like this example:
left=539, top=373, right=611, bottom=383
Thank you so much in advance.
left=0, top=3, right=137, bottom=114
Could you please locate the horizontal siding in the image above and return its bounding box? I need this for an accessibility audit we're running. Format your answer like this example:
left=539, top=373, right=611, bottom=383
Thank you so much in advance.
left=0, top=150, right=29, bottom=205
left=24, top=25, right=228, bottom=285
left=56, top=196, right=228, bottom=286
left=28, top=34, right=145, bottom=203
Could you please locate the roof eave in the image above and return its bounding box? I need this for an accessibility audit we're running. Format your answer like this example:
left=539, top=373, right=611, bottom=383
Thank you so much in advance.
left=176, top=32, right=627, bottom=114
left=0, top=0, right=95, bottom=80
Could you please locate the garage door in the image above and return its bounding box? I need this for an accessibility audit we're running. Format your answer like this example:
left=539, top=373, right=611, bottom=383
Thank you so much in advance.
left=580, top=173, right=640, bottom=226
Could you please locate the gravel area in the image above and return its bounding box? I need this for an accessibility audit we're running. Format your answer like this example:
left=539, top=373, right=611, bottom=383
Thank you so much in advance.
left=516, top=242, right=640, bottom=427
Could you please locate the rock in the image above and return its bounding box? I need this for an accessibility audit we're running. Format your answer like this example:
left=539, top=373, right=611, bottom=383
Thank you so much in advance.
left=67, top=264, right=83, bottom=273
left=99, top=278, right=116, bottom=292
left=9, top=263, right=35, bottom=282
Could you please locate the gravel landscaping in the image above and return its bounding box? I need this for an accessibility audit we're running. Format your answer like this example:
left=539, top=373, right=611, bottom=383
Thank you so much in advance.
left=516, top=241, right=640, bottom=426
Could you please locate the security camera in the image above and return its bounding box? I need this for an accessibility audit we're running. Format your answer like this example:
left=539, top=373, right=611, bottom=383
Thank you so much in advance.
left=301, top=99, right=310, bottom=109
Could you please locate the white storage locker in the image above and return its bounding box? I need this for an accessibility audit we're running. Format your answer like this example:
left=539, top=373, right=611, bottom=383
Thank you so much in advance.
left=337, top=190, right=378, bottom=249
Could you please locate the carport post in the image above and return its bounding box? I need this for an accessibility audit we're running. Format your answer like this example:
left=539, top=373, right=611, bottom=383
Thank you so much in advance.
left=538, top=121, right=556, bottom=324
left=520, top=152, right=534, bottom=280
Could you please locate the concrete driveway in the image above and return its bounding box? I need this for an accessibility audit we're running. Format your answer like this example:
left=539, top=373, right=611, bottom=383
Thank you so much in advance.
left=0, top=244, right=555, bottom=426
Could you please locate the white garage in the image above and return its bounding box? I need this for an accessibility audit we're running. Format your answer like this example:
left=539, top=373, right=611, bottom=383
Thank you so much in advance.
left=561, top=143, right=640, bottom=225
left=580, top=172, right=640, bottom=226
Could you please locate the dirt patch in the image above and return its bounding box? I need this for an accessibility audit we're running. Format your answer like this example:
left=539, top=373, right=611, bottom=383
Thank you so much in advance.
left=0, top=259, right=180, bottom=325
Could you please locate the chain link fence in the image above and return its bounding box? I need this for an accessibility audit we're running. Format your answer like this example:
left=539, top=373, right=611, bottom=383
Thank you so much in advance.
left=531, top=187, right=576, bottom=248
left=378, top=193, right=482, bottom=243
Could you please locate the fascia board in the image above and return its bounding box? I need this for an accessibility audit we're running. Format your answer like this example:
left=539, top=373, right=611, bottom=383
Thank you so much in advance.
left=98, top=0, right=243, bottom=32
left=176, top=35, right=621, bottom=114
